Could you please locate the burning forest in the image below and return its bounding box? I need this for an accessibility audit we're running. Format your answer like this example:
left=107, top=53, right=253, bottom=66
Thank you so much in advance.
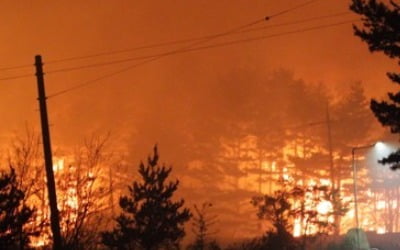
left=1, top=0, right=400, bottom=249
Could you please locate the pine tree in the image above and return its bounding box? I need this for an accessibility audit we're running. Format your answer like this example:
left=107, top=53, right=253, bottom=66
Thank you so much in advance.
left=0, top=167, right=35, bottom=249
left=351, top=0, right=400, bottom=169
left=188, top=202, right=220, bottom=250
left=251, top=182, right=299, bottom=250
left=102, top=146, right=191, bottom=250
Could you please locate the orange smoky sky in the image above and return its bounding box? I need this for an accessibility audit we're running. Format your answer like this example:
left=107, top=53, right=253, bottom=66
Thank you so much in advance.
left=0, top=0, right=397, bottom=153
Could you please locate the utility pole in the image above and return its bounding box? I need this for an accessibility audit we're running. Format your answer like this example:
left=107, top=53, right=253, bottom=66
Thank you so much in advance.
left=35, top=55, right=63, bottom=250
left=325, top=103, right=335, bottom=189
left=326, top=103, right=341, bottom=236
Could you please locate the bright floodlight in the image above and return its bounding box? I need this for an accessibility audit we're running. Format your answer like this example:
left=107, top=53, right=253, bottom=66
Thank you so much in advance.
left=375, top=141, right=384, bottom=148
left=374, top=141, right=386, bottom=152
left=373, top=141, right=395, bottom=158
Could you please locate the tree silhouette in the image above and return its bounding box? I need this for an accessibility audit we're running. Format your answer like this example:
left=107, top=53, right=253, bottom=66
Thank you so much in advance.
left=6, top=130, right=117, bottom=249
left=58, top=134, right=113, bottom=250
left=251, top=181, right=347, bottom=250
left=251, top=183, right=299, bottom=250
left=187, top=202, right=220, bottom=250
left=102, top=146, right=191, bottom=250
left=351, top=0, right=400, bottom=169
left=0, top=167, right=36, bottom=249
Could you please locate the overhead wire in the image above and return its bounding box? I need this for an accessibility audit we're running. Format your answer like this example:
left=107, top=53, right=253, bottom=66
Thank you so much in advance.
left=235, top=11, right=352, bottom=33
left=0, top=0, right=325, bottom=86
left=45, top=16, right=266, bottom=75
left=0, top=73, right=34, bottom=81
left=0, top=13, right=266, bottom=81
left=0, top=16, right=265, bottom=81
left=46, top=0, right=330, bottom=98
left=45, top=12, right=353, bottom=75
left=1, top=11, right=350, bottom=82
left=47, top=18, right=358, bottom=98
left=0, top=0, right=325, bottom=76
left=0, top=19, right=264, bottom=75
left=46, top=18, right=266, bottom=65
left=46, top=14, right=266, bottom=98
left=0, top=64, right=34, bottom=81
left=0, top=64, right=32, bottom=72
left=47, top=18, right=271, bottom=97
left=45, top=0, right=321, bottom=65
left=179, top=20, right=359, bottom=53
left=267, top=0, right=320, bottom=18
left=0, top=18, right=355, bottom=84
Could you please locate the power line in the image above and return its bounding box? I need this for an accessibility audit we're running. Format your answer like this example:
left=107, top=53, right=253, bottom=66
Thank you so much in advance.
left=47, top=3, right=282, bottom=98
left=0, top=17, right=262, bottom=77
left=0, top=73, right=34, bottom=81
left=0, top=18, right=266, bottom=76
left=237, top=11, right=352, bottom=33
left=46, top=0, right=323, bottom=66
left=268, top=0, right=320, bottom=18
left=1, top=19, right=266, bottom=80
left=0, top=11, right=352, bottom=77
left=47, top=19, right=358, bottom=99
left=184, top=20, right=359, bottom=53
left=46, top=19, right=266, bottom=66
left=47, top=12, right=350, bottom=74
left=0, top=21, right=265, bottom=75
left=0, top=0, right=322, bottom=73
left=46, top=12, right=353, bottom=75
left=0, top=0, right=324, bottom=84
left=0, top=64, right=32, bottom=72
left=46, top=16, right=266, bottom=98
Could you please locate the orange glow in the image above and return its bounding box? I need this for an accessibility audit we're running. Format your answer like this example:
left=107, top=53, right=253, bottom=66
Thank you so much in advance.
left=29, top=155, right=105, bottom=248
left=317, top=200, right=332, bottom=215
left=293, top=218, right=302, bottom=237
left=377, top=227, right=385, bottom=234
left=2, top=1, right=400, bottom=246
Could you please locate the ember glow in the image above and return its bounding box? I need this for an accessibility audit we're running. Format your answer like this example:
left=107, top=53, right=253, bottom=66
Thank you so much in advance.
left=1, top=0, right=400, bottom=249
left=25, top=145, right=113, bottom=248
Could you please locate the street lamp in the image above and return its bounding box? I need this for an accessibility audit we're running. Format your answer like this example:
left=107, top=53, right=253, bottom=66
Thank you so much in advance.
left=351, top=141, right=383, bottom=249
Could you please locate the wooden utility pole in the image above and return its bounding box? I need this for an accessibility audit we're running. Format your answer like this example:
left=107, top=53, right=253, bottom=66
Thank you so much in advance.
left=35, top=55, right=63, bottom=250
left=326, top=103, right=335, bottom=189
left=326, top=103, right=343, bottom=236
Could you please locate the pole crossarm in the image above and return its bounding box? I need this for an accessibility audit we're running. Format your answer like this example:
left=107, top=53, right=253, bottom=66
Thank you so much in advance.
left=352, top=143, right=376, bottom=152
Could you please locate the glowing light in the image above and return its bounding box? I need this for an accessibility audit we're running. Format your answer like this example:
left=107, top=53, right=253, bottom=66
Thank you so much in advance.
left=374, top=141, right=385, bottom=151
left=293, top=217, right=302, bottom=237
left=30, top=155, right=102, bottom=248
left=373, top=141, right=393, bottom=158
left=317, top=201, right=332, bottom=215
left=31, top=238, right=47, bottom=248
left=377, top=227, right=386, bottom=234
left=52, top=158, right=64, bottom=171
left=271, top=161, right=276, bottom=171
left=283, top=173, right=289, bottom=180
left=377, top=200, right=386, bottom=210
left=320, top=179, right=331, bottom=186
left=308, top=179, right=317, bottom=186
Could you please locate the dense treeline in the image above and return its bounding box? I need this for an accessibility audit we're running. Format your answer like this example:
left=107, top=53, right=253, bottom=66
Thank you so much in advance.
left=0, top=146, right=361, bottom=250
left=0, top=69, right=396, bottom=249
